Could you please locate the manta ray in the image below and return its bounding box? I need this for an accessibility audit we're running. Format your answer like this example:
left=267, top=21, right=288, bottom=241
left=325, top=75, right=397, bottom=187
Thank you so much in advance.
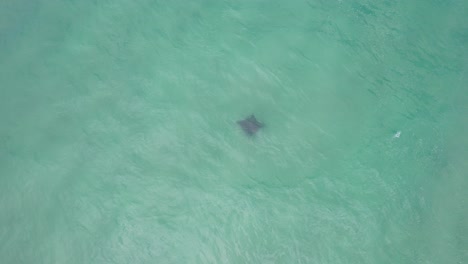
left=237, top=114, right=264, bottom=136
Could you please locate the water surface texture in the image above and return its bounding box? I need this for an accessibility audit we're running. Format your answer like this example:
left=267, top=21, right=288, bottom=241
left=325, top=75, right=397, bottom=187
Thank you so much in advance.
left=1, top=0, right=467, bottom=263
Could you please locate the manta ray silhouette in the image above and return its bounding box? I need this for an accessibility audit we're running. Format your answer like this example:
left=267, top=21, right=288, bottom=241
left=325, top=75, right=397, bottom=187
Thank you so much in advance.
left=237, top=114, right=264, bottom=136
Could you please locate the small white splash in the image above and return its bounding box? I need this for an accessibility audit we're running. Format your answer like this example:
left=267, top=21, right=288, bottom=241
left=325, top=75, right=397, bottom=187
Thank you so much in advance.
left=393, top=131, right=401, bottom=138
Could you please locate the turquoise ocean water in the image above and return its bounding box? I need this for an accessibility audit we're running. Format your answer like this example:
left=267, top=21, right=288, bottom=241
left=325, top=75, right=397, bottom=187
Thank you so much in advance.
left=1, top=0, right=467, bottom=263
